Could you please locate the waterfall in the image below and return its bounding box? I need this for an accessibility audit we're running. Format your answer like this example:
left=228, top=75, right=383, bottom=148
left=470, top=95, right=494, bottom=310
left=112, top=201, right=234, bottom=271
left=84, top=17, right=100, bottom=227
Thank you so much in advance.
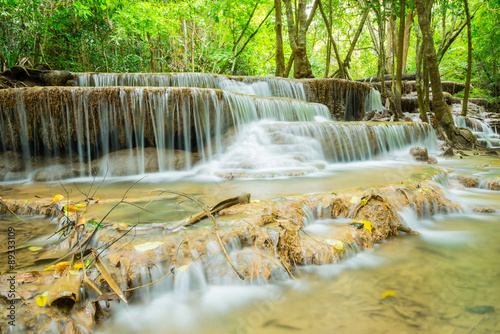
left=0, top=86, right=327, bottom=180
left=201, top=122, right=437, bottom=178
left=73, top=73, right=307, bottom=101
left=364, top=88, right=384, bottom=114
left=453, top=115, right=500, bottom=148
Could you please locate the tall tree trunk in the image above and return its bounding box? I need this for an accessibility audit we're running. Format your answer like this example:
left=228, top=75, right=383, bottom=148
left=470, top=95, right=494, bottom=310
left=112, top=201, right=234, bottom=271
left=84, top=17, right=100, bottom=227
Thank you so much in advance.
left=394, top=0, right=407, bottom=121
left=341, top=6, right=369, bottom=77
left=182, top=19, right=188, bottom=70
left=324, top=0, right=333, bottom=78
left=318, top=1, right=345, bottom=78
left=191, top=22, right=195, bottom=72
left=416, top=0, right=456, bottom=140
left=415, top=30, right=429, bottom=123
left=385, top=5, right=395, bottom=74
left=275, top=0, right=286, bottom=77
left=375, top=1, right=387, bottom=99
left=461, top=0, right=472, bottom=116
left=147, top=32, right=155, bottom=72
left=423, top=56, right=430, bottom=114
left=402, top=9, right=414, bottom=73
left=283, top=0, right=318, bottom=78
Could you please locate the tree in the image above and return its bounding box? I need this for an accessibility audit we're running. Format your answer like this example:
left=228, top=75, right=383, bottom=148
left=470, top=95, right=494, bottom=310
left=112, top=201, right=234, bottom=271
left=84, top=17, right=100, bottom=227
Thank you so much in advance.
left=282, top=0, right=319, bottom=78
left=415, top=0, right=456, bottom=140
left=274, top=0, right=285, bottom=77
left=461, top=0, right=472, bottom=116
left=394, top=0, right=407, bottom=121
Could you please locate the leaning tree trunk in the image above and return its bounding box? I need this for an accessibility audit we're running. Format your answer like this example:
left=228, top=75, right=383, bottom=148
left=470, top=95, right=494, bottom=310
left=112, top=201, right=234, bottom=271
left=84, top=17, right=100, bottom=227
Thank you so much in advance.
left=461, top=0, right=472, bottom=116
left=416, top=0, right=456, bottom=140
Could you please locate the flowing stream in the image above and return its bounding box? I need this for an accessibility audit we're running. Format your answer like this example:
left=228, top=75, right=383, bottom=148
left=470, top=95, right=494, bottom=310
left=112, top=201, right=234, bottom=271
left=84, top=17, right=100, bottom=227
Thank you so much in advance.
left=1, top=73, right=499, bottom=333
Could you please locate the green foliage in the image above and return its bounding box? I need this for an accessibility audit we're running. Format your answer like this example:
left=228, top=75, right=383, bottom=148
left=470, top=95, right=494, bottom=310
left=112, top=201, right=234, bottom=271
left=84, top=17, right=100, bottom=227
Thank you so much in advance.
left=0, top=0, right=497, bottom=99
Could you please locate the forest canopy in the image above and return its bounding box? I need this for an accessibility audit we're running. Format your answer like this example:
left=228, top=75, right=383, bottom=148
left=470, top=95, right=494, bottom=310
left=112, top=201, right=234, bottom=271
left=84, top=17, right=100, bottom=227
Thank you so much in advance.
left=0, top=0, right=499, bottom=101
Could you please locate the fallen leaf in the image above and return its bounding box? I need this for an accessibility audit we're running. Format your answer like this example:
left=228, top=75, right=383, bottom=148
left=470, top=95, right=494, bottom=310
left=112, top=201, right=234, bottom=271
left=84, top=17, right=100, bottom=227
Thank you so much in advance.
left=382, top=290, right=396, bottom=298
left=44, top=261, right=71, bottom=275
left=351, top=220, right=374, bottom=234
left=36, top=291, right=48, bottom=307
left=133, top=241, right=164, bottom=252
left=53, top=194, right=64, bottom=201
left=325, top=239, right=344, bottom=251
left=28, top=246, right=43, bottom=252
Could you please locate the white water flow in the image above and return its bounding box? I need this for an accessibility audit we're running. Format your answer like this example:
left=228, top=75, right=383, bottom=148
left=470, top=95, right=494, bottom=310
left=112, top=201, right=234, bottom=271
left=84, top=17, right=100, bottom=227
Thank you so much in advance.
left=0, top=87, right=326, bottom=180
left=201, top=121, right=437, bottom=177
left=0, top=86, right=438, bottom=180
left=453, top=114, right=500, bottom=148
left=73, top=72, right=307, bottom=101
left=98, top=181, right=500, bottom=334
left=364, top=88, right=384, bottom=114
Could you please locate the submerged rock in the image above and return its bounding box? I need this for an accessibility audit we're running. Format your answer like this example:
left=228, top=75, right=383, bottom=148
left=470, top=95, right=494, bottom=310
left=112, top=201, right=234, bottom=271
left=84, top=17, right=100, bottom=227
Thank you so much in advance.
left=410, top=147, right=437, bottom=164
left=441, top=147, right=454, bottom=157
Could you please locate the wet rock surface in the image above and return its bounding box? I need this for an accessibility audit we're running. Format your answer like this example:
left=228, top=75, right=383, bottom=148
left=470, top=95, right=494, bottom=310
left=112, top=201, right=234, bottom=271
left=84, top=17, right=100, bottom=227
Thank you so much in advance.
left=410, top=147, right=437, bottom=164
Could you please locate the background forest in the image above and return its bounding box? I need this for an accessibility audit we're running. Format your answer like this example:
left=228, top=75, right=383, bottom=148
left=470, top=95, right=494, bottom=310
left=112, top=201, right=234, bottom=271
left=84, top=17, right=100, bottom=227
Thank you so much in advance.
left=0, top=0, right=498, bottom=102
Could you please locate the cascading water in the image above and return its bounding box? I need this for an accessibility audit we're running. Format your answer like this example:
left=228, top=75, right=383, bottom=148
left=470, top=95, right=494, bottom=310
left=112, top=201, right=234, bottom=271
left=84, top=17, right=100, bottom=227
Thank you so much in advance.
left=0, top=85, right=438, bottom=181
left=453, top=115, right=500, bottom=148
left=364, top=88, right=384, bottom=114
left=199, top=121, right=437, bottom=177
left=73, top=72, right=307, bottom=101
left=0, top=86, right=327, bottom=180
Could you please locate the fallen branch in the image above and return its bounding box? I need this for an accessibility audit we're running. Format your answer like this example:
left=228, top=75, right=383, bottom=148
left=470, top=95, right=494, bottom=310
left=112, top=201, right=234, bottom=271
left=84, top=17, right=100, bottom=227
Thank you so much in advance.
left=187, top=193, right=251, bottom=225
left=152, top=190, right=245, bottom=280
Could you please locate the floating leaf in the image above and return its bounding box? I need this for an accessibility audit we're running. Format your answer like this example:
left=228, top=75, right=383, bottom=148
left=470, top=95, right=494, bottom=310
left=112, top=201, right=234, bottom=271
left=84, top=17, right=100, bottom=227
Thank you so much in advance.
left=382, top=290, right=396, bottom=298
left=133, top=241, right=163, bottom=252
left=53, top=194, right=64, bottom=201
left=28, top=246, right=43, bottom=252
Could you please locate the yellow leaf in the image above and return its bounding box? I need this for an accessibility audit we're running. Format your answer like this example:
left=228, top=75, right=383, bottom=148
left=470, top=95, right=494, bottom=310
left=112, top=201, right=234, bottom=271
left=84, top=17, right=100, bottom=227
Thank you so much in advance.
left=363, top=220, right=373, bottom=233
left=44, top=261, right=70, bottom=272
left=36, top=294, right=48, bottom=307
left=382, top=290, right=396, bottom=298
left=73, top=263, right=84, bottom=270
left=28, top=246, right=43, bottom=252
left=53, top=194, right=64, bottom=201
left=352, top=220, right=374, bottom=234
left=75, top=203, right=87, bottom=208
left=324, top=239, right=344, bottom=251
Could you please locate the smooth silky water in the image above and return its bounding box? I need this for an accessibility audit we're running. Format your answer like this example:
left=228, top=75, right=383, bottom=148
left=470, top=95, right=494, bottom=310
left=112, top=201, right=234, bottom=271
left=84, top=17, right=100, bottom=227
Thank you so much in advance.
left=97, top=188, right=500, bottom=334
left=1, top=74, right=499, bottom=333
